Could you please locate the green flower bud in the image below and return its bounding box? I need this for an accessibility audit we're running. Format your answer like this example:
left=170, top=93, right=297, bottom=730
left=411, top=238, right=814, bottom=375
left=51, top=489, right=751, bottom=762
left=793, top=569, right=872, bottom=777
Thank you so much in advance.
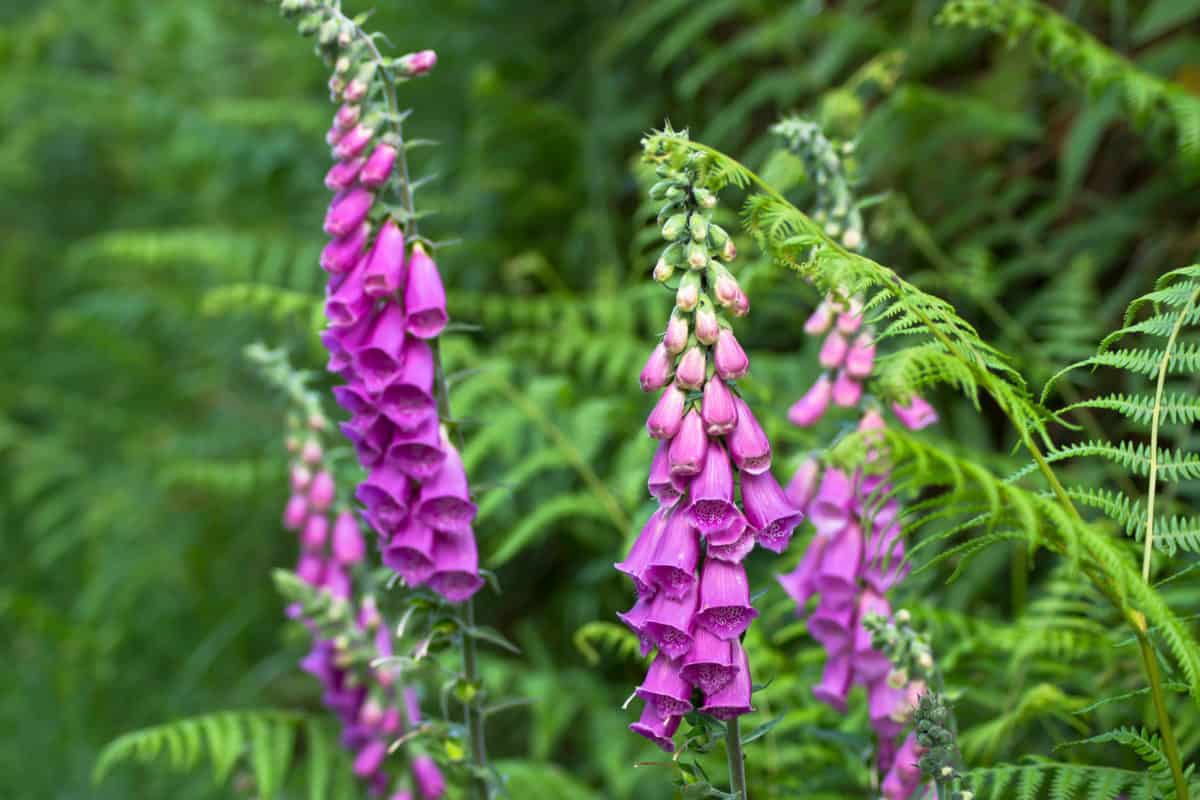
left=686, top=240, right=708, bottom=269
left=652, top=256, right=674, bottom=283
left=661, top=213, right=688, bottom=241
left=318, top=17, right=341, bottom=46
left=688, top=213, right=709, bottom=242
left=297, top=11, right=323, bottom=35
left=649, top=180, right=673, bottom=200
left=693, top=187, right=716, bottom=208
left=707, top=224, right=729, bottom=249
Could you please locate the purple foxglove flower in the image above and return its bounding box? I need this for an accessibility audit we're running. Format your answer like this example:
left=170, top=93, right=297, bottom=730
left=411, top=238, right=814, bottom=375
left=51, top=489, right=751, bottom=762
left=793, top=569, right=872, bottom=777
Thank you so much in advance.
left=324, top=156, right=366, bottom=192
left=355, top=460, right=413, bottom=530
left=335, top=103, right=360, bottom=129
left=324, top=562, right=352, bottom=600
left=786, top=456, right=821, bottom=509
left=854, top=590, right=892, bottom=682
left=881, top=734, right=924, bottom=800
left=696, top=558, right=758, bottom=641
left=629, top=702, right=680, bottom=753
left=647, top=442, right=684, bottom=508
left=837, top=297, right=864, bottom=334
left=302, top=514, right=329, bottom=550
left=815, top=522, right=864, bottom=608
left=741, top=469, right=803, bottom=553
left=845, top=332, right=875, bottom=379
left=640, top=342, right=673, bottom=393
left=379, top=337, right=436, bottom=433
left=699, top=642, right=752, bottom=720
left=818, top=330, right=849, bottom=369
left=411, top=755, right=446, bottom=799
left=674, top=345, right=706, bottom=391
left=301, top=439, right=323, bottom=465
left=646, top=385, right=687, bottom=440
left=687, top=443, right=740, bottom=537
left=644, top=511, right=700, bottom=600
left=680, top=626, right=737, bottom=694
left=812, top=652, right=853, bottom=712
left=325, top=123, right=344, bottom=147
left=616, top=596, right=654, bottom=655
left=807, top=597, right=855, bottom=652
left=334, top=123, right=374, bottom=160
left=713, top=328, right=749, bottom=381
left=342, top=77, right=368, bottom=102
left=404, top=686, right=423, bottom=727
left=428, top=531, right=484, bottom=602
left=300, top=642, right=336, bottom=684
left=788, top=374, right=833, bottom=427
left=325, top=257, right=374, bottom=327
left=712, top=267, right=741, bottom=310
left=290, top=465, right=312, bottom=492
left=382, top=516, right=436, bottom=585
left=403, top=245, right=448, bottom=339
left=341, top=413, right=394, bottom=469
left=705, top=521, right=755, bottom=563
left=324, top=186, right=375, bottom=238
left=332, top=382, right=373, bottom=416
left=804, top=299, right=834, bottom=335
left=728, top=396, right=771, bottom=475
left=297, top=552, right=325, bottom=585
left=809, top=468, right=853, bottom=536
left=642, top=581, right=698, bottom=658
left=283, top=493, right=308, bottom=529
left=362, top=219, right=406, bottom=298
left=777, top=533, right=828, bottom=610
left=332, top=511, right=366, bottom=564
left=380, top=705, right=402, bottom=732
left=701, top=376, right=738, bottom=436
left=387, top=423, right=446, bottom=481
left=694, top=300, right=720, bottom=345
left=399, top=49, right=438, bottom=76
left=615, top=510, right=667, bottom=598
left=663, top=312, right=688, bottom=355
left=354, top=302, right=408, bottom=393
left=320, top=222, right=369, bottom=274
left=892, top=394, right=938, bottom=431
left=309, top=470, right=336, bottom=511
left=360, top=143, right=398, bottom=189
left=417, top=443, right=477, bottom=532
left=869, top=679, right=908, bottom=739
left=636, top=652, right=694, bottom=718
left=675, top=272, right=700, bottom=311
left=831, top=370, right=862, bottom=407
left=667, top=409, right=708, bottom=477
left=353, top=739, right=387, bottom=778
left=864, top=522, right=908, bottom=593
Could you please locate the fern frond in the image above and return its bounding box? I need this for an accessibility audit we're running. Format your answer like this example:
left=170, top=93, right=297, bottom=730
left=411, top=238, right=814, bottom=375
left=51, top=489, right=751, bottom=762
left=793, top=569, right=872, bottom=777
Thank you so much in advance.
left=1062, top=727, right=1179, bottom=799
left=970, top=761, right=1153, bottom=800
left=1060, top=392, right=1200, bottom=427
left=573, top=621, right=646, bottom=666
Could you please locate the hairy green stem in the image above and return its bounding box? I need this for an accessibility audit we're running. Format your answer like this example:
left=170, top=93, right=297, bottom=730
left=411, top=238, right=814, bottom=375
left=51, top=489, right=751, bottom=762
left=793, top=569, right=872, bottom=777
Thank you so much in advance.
left=1136, top=618, right=1190, bottom=800
left=725, top=718, right=747, bottom=799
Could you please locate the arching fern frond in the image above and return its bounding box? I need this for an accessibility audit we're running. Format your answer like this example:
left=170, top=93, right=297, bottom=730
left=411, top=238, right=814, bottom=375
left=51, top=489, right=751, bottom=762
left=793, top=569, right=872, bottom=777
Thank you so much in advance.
left=968, top=761, right=1154, bottom=800
left=573, top=621, right=646, bottom=667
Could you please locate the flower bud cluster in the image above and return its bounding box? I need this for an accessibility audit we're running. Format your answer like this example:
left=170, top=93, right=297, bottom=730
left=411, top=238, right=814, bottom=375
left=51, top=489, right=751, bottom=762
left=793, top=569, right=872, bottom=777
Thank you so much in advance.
left=772, top=117, right=865, bottom=252
left=913, top=693, right=972, bottom=800
left=618, top=141, right=805, bottom=752
left=279, top=0, right=482, bottom=604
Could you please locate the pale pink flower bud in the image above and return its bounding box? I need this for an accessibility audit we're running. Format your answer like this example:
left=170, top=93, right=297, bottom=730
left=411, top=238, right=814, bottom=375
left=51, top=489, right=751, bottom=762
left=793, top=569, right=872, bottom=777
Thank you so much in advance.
left=675, top=273, right=700, bottom=311
left=674, top=346, right=706, bottom=391
left=290, top=465, right=312, bottom=492
left=892, top=394, right=938, bottom=430
left=399, top=49, right=437, bottom=77
left=335, top=103, right=361, bottom=130
left=301, top=439, right=323, bottom=464
left=701, top=376, right=737, bottom=436
left=844, top=332, right=875, bottom=379
left=818, top=330, right=849, bottom=369
left=640, top=343, right=673, bottom=393
left=713, top=329, right=749, bottom=381
left=646, top=385, right=687, bottom=440
left=694, top=300, right=720, bottom=345
left=788, top=375, right=832, bottom=427
left=831, top=370, right=862, bottom=407
left=804, top=300, right=834, bottom=335
left=663, top=312, right=688, bottom=355
left=308, top=470, right=336, bottom=511
left=667, top=410, right=708, bottom=477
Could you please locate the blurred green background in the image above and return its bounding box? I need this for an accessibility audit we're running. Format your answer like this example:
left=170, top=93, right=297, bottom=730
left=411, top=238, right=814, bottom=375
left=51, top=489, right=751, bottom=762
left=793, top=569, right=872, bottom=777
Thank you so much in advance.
left=4, top=0, right=1200, bottom=797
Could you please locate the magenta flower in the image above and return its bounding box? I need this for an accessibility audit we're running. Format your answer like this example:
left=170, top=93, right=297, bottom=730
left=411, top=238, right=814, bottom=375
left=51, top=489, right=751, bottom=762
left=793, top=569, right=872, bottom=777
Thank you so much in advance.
left=647, top=443, right=684, bottom=508
left=325, top=259, right=374, bottom=326
left=387, top=423, right=446, bottom=480
left=309, top=470, right=336, bottom=512
left=640, top=343, right=674, bottom=392
left=853, top=589, right=892, bottom=682
left=892, top=394, right=938, bottom=431
left=845, top=333, right=875, bottom=379
left=667, top=409, right=708, bottom=476
left=804, top=299, right=834, bottom=335
left=687, top=443, right=739, bottom=536
left=362, top=218, right=406, bottom=298
left=332, top=512, right=366, bottom=564
left=360, top=143, right=398, bottom=189
left=809, top=467, right=853, bottom=535
left=818, top=330, right=848, bottom=368
left=302, top=515, right=329, bottom=550
left=831, top=369, right=863, bottom=407
left=788, top=374, right=833, bottom=427
left=352, top=739, right=387, bottom=778
left=325, top=157, right=366, bottom=192
left=741, top=469, right=803, bottom=553
left=636, top=652, right=694, bottom=717
left=428, top=530, right=484, bottom=602
left=663, top=313, right=688, bottom=354
left=646, top=384, right=687, bottom=439
left=284, top=493, right=308, bottom=529
left=713, top=328, right=749, bottom=380
left=699, top=643, right=753, bottom=719
left=642, top=581, right=698, bottom=659
left=644, top=511, right=700, bottom=599
left=785, top=456, right=821, bottom=509
left=324, top=186, right=374, bottom=238
left=382, top=516, right=436, bottom=585
left=680, top=626, right=737, bottom=694
left=674, top=345, right=706, bottom=390
left=411, top=755, right=446, bottom=799
left=378, top=337, right=436, bottom=432
left=812, top=651, right=853, bottom=712
left=814, top=522, right=864, bottom=608
left=776, top=532, right=827, bottom=609
left=335, top=103, right=361, bottom=130
left=321, top=222, right=369, bottom=274
left=629, top=702, right=681, bottom=753
left=727, top=396, right=771, bottom=475
left=694, top=299, right=720, bottom=344
left=403, top=245, right=448, bottom=339
left=615, top=509, right=668, bottom=598
left=356, top=461, right=413, bottom=530
left=695, top=558, right=758, bottom=640
left=705, top=521, right=755, bottom=563
left=333, top=124, right=375, bottom=160
left=355, top=303, right=408, bottom=392
left=400, top=49, right=438, bottom=76
left=807, top=598, right=854, bottom=653
left=701, top=376, right=738, bottom=435
left=417, top=443, right=477, bottom=532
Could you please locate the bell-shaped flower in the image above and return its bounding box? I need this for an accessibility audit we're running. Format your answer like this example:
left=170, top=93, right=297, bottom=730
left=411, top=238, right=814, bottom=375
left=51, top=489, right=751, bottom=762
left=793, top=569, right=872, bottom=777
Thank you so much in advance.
left=667, top=409, right=708, bottom=477
left=640, top=342, right=674, bottom=393
left=694, top=298, right=720, bottom=345
left=362, top=219, right=406, bottom=298
left=335, top=103, right=361, bottom=130
left=853, top=589, right=892, bottom=682
left=428, top=530, right=484, bottom=603
left=283, top=493, right=308, bottom=529
left=818, top=329, right=848, bottom=369
left=881, top=734, right=924, bottom=800
left=837, top=297, right=863, bottom=334
left=332, top=510, right=366, bottom=564
left=701, top=375, right=738, bottom=436
left=302, top=514, right=329, bottom=550
left=741, top=469, right=803, bottom=553
left=642, top=580, right=698, bottom=659
left=644, top=511, right=700, bottom=600
left=320, top=221, right=369, bottom=272
left=845, top=332, right=875, bottom=379
left=333, top=124, right=374, bottom=160
left=814, top=521, right=864, bottom=608
left=323, top=562, right=352, bottom=600
left=615, top=508, right=668, bottom=598
left=699, top=643, right=753, bottom=720
left=674, top=345, right=706, bottom=391
left=696, top=558, right=758, bottom=641
left=687, top=443, right=739, bottom=536
left=680, top=626, right=737, bottom=694
left=355, top=460, right=413, bottom=531
left=399, top=49, right=438, bottom=76
left=386, top=423, right=446, bottom=481
left=411, top=755, right=446, bottom=799
left=378, top=337, right=436, bottom=433
left=352, top=739, right=387, bottom=778
left=713, top=328, right=749, bottom=381
left=647, top=441, right=684, bottom=507
left=382, top=516, right=436, bottom=585
left=417, top=443, right=477, bottom=532
left=809, top=468, right=854, bottom=536
left=628, top=702, right=680, bottom=753
left=777, top=532, right=828, bottom=610
left=403, top=245, right=448, bottom=339
left=354, top=302, right=408, bottom=393
left=807, top=596, right=855, bottom=653
left=804, top=299, right=834, bottom=335
left=309, top=470, right=336, bottom=511
left=646, top=384, right=687, bottom=440
left=812, top=652, right=853, bottom=712
left=360, top=143, right=398, bottom=189
left=831, top=370, right=862, bottom=407
left=616, top=595, right=654, bottom=655
left=788, top=374, right=833, bottom=427
left=636, top=652, right=694, bottom=718
left=728, top=396, right=771, bottom=475
left=341, top=413, right=393, bottom=469
left=892, top=394, right=938, bottom=431
left=786, top=456, right=821, bottom=509
left=705, top=519, right=755, bottom=563
left=864, top=522, right=909, bottom=594
left=663, top=312, right=688, bottom=355
left=324, top=186, right=374, bottom=238
left=297, top=552, right=325, bottom=586
left=324, top=156, right=366, bottom=192
left=325, top=256, right=374, bottom=327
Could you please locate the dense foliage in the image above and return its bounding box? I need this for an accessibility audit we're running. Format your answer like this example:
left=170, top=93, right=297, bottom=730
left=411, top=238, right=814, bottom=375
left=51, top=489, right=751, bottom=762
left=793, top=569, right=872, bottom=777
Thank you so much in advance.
left=6, top=0, right=1200, bottom=798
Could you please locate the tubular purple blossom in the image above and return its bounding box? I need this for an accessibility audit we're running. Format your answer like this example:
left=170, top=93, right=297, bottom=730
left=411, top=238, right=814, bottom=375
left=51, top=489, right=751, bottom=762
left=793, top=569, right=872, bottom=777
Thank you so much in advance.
left=399, top=49, right=438, bottom=76
left=333, top=511, right=366, bottom=564
left=381, top=516, right=436, bottom=585
left=788, top=374, right=833, bottom=427
left=687, top=442, right=739, bottom=536
left=814, top=521, right=864, bottom=608
left=695, top=558, right=758, bottom=640
left=785, top=456, right=821, bottom=509
left=636, top=652, right=694, bottom=717
left=741, top=469, right=803, bottom=553
left=845, top=332, right=876, bottom=379
left=325, top=156, right=367, bottom=192
left=640, top=343, right=674, bottom=393
left=378, top=337, right=436, bottom=432
left=831, top=370, right=862, bottom=407
left=333, top=123, right=375, bottom=160
left=663, top=312, right=689, bottom=355
left=647, top=442, right=684, bottom=508
left=411, top=755, right=446, bottom=799
left=646, top=384, right=687, bottom=440
left=642, top=581, right=698, bottom=659
left=701, top=375, right=738, bottom=436
left=727, top=395, right=771, bottom=475
left=713, top=328, right=749, bottom=381
left=284, top=493, right=308, bottom=529
left=777, top=532, right=828, bottom=609
left=387, top=423, right=446, bottom=481
left=354, top=302, right=409, bottom=392
left=320, top=223, right=369, bottom=274
left=807, top=597, right=855, bottom=652
left=353, top=739, right=388, bottom=778
left=615, top=509, right=668, bottom=598
left=629, top=702, right=681, bottom=753
left=416, top=443, right=477, bottom=532
left=667, top=409, right=708, bottom=477
left=362, top=219, right=406, bottom=298
left=325, top=258, right=374, bottom=327
left=674, top=345, right=706, bottom=391
left=680, top=626, right=737, bottom=694
left=892, top=394, right=938, bottom=431
left=303, top=515, right=329, bottom=550
left=818, top=330, right=848, bottom=369
left=356, top=460, right=413, bottom=531
left=705, top=521, right=755, bottom=563
left=403, top=245, right=448, bottom=339
left=854, top=590, right=893, bottom=682
left=698, top=643, right=752, bottom=720
left=324, top=186, right=375, bottom=238
left=335, top=103, right=361, bottom=130
left=428, top=530, right=484, bottom=602
left=694, top=298, right=720, bottom=345
left=809, top=467, right=854, bottom=536
left=804, top=299, right=834, bottom=335
left=360, top=142, right=398, bottom=188
left=309, top=470, right=336, bottom=511
left=812, top=651, right=853, bottom=712
left=644, top=511, right=700, bottom=600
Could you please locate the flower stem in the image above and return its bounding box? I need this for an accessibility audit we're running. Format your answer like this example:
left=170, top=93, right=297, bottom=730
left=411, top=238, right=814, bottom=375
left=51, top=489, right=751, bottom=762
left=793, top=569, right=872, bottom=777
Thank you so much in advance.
left=461, top=597, right=488, bottom=799
left=725, top=718, right=748, bottom=799
left=1135, top=614, right=1190, bottom=800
